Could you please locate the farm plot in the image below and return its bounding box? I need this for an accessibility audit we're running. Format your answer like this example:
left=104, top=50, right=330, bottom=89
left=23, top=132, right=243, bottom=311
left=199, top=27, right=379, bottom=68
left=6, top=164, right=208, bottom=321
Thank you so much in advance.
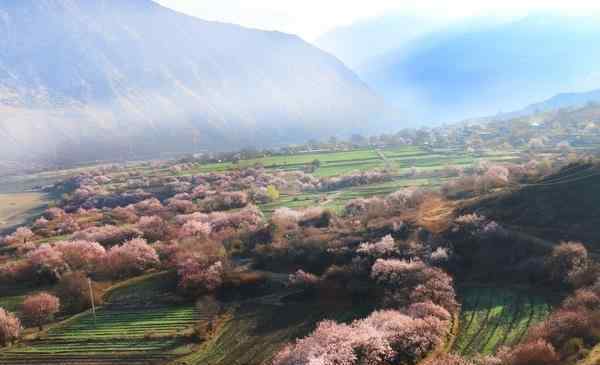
left=0, top=306, right=201, bottom=365
left=0, top=305, right=199, bottom=364
left=0, top=273, right=200, bottom=365
left=452, top=287, right=551, bottom=356
left=186, top=149, right=387, bottom=176
left=179, top=298, right=373, bottom=365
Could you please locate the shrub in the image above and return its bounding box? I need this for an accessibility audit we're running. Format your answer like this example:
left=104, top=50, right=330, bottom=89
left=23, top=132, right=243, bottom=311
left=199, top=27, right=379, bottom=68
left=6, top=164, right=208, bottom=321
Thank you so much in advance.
left=0, top=308, right=21, bottom=346
left=167, top=198, right=195, bottom=214
left=529, top=309, right=592, bottom=348
left=44, top=207, right=66, bottom=220
left=500, top=340, right=559, bottom=365
left=175, top=240, right=227, bottom=296
left=298, top=208, right=331, bottom=228
left=2, top=227, right=34, bottom=246
left=272, top=308, right=450, bottom=365
left=343, top=197, right=388, bottom=218
left=371, top=259, right=457, bottom=312
left=406, top=301, right=451, bottom=321
left=288, top=270, right=320, bottom=289
left=272, top=320, right=357, bottom=365
left=72, top=225, right=142, bottom=247
left=357, top=235, right=398, bottom=259
left=562, top=289, right=600, bottom=312
left=386, top=188, right=426, bottom=211
left=178, top=260, right=224, bottom=295
left=271, top=207, right=302, bottom=230
left=23, top=292, right=60, bottom=330
left=179, top=220, right=212, bottom=239
left=55, top=240, right=106, bottom=273
left=546, top=241, right=588, bottom=287
left=454, top=213, right=485, bottom=227
left=105, top=238, right=159, bottom=278
left=27, top=244, right=69, bottom=283
left=201, top=192, right=248, bottom=212
left=266, top=185, right=280, bottom=201
left=56, top=271, right=101, bottom=313
left=110, top=206, right=139, bottom=224
left=57, top=216, right=80, bottom=235
left=133, top=198, right=164, bottom=216
left=0, top=260, right=35, bottom=284
left=137, top=216, right=169, bottom=242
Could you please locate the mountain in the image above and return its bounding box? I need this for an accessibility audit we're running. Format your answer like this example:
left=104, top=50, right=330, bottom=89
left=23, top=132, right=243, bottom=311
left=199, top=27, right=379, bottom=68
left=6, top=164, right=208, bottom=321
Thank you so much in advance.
left=359, top=14, right=600, bottom=124
left=496, top=88, right=600, bottom=120
left=0, top=0, right=382, bottom=167
left=315, top=13, right=446, bottom=70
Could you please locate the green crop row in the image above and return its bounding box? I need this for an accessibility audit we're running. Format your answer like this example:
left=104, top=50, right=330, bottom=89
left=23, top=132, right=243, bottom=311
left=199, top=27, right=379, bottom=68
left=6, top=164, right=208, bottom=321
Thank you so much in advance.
left=453, top=287, right=551, bottom=356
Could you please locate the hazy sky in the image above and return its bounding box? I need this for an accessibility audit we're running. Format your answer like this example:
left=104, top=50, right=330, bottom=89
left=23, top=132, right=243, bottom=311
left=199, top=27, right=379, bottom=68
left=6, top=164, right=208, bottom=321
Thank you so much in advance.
left=157, top=0, right=600, bottom=40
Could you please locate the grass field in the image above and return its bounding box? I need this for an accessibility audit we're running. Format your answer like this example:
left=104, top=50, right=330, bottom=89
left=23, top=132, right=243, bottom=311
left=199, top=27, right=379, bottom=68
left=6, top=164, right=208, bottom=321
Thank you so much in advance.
left=453, top=287, right=551, bottom=356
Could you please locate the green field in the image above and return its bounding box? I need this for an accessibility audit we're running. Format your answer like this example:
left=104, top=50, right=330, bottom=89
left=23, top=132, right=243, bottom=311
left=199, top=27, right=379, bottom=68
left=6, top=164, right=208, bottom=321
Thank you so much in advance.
left=0, top=305, right=199, bottom=365
left=0, top=269, right=371, bottom=365
left=179, top=298, right=373, bottom=365
left=453, top=287, right=551, bottom=356
left=247, top=147, right=520, bottom=215
left=187, top=146, right=515, bottom=177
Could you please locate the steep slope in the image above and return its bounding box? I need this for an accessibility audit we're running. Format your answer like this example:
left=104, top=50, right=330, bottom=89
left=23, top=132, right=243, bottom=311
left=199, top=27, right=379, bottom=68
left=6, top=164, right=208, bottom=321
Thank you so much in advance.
left=462, top=162, right=600, bottom=247
left=0, top=0, right=382, bottom=166
left=360, top=14, right=600, bottom=124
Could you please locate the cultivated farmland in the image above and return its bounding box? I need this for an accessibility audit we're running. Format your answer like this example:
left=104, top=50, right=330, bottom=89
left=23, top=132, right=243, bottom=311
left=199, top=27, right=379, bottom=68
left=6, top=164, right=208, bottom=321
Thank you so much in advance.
left=452, top=287, right=551, bottom=356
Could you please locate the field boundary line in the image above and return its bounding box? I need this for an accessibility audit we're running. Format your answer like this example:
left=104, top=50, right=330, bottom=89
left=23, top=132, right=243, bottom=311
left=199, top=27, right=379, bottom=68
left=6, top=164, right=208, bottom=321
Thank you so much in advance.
left=498, top=293, right=524, bottom=348
left=461, top=290, right=494, bottom=355
left=478, top=293, right=512, bottom=354
left=420, top=312, right=460, bottom=365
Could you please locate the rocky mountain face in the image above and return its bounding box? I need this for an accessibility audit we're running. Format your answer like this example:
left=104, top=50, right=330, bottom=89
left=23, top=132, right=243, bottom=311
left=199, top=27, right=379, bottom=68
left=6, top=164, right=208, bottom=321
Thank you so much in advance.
left=0, top=0, right=382, bottom=167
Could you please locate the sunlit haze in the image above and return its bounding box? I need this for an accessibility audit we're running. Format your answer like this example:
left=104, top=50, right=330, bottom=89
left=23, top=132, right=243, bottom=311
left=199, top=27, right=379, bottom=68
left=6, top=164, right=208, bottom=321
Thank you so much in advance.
left=157, top=0, right=600, bottom=40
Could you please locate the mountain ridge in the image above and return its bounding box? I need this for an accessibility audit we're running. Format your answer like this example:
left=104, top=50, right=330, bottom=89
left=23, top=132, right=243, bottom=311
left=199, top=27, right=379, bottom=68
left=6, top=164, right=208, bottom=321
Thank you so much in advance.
left=0, top=0, right=383, bottom=167
left=352, top=13, right=600, bottom=125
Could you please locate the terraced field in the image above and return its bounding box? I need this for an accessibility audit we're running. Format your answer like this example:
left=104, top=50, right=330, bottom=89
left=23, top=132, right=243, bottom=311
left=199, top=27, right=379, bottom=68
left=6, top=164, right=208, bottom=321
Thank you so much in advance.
left=0, top=268, right=370, bottom=365
left=0, top=306, right=201, bottom=365
left=453, top=287, right=551, bottom=356
left=0, top=273, right=199, bottom=365
left=178, top=299, right=374, bottom=365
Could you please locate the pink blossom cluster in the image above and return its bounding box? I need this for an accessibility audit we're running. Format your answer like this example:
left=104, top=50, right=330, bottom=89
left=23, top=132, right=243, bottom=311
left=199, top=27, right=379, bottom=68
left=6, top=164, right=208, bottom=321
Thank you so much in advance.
left=177, top=259, right=224, bottom=294
left=22, top=292, right=60, bottom=329
left=357, top=235, right=398, bottom=258
left=105, top=238, right=159, bottom=278
left=72, top=225, right=142, bottom=246
left=54, top=240, right=106, bottom=272
left=273, top=307, right=450, bottom=365
left=0, top=307, right=21, bottom=346
left=288, top=269, right=320, bottom=288
left=136, top=215, right=169, bottom=241
left=1, top=227, right=34, bottom=246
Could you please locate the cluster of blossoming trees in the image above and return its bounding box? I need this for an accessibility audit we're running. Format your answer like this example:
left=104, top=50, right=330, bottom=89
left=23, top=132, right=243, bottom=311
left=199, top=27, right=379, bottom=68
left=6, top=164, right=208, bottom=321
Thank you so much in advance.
left=1, top=156, right=598, bottom=365
left=272, top=228, right=457, bottom=365
left=0, top=292, right=60, bottom=346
